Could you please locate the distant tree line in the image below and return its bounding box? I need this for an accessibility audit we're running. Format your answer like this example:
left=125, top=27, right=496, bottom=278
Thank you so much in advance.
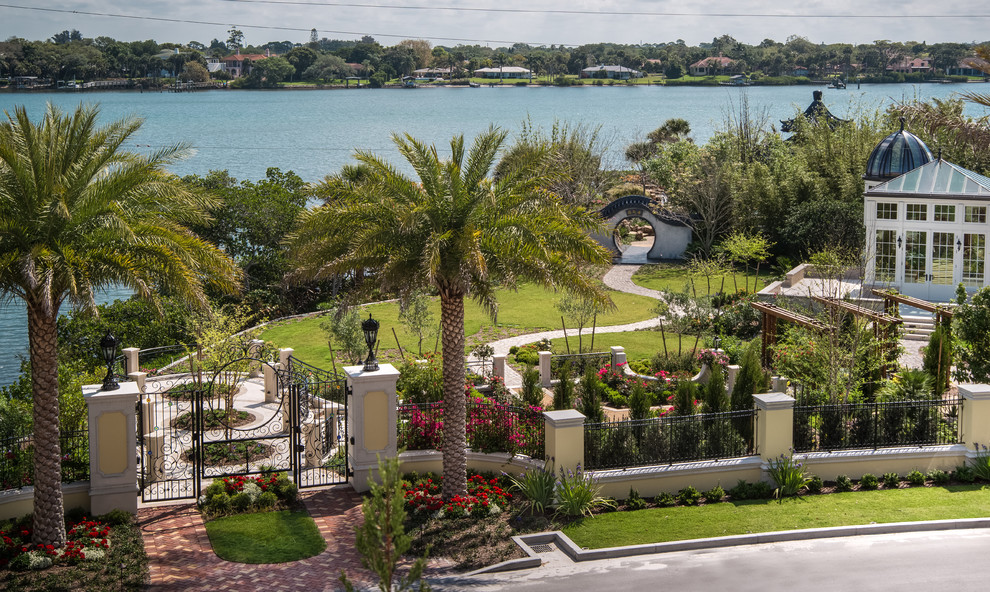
left=1, top=30, right=986, bottom=86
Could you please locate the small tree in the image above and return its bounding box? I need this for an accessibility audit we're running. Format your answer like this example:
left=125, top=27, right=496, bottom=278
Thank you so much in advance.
left=553, top=362, right=575, bottom=410
left=922, top=322, right=953, bottom=396
left=340, top=454, right=431, bottom=592
left=556, top=292, right=606, bottom=353
left=628, top=382, right=653, bottom=420
left=702, top=362, right=729, bottom=413
left=577, top=366, right=606, bottom=423
left=953, top=286, right=990, bottom=383
left=520, top=365, right=543, bottom=407
left=320, top=304, right=366, bottom=364
left=398, top=290, right=435, bottom=357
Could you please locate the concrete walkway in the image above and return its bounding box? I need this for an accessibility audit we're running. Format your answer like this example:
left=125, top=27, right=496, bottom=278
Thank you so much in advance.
left=484, top=264, right=664, bottom=387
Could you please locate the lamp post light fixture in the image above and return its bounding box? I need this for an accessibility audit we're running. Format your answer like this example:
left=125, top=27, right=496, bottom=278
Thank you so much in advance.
left=100, top=330, right=120, bottom=391
left=957, top=238, right=963, bottom=252
left=361, top=313, right=380, bottom=372
left=897, top=235, right=903, bottom=249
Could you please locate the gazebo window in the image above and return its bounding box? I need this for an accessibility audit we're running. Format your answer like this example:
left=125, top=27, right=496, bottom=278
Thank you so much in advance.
left=875, top=230, right=897, bottom=282
left=965, top=206, right=987, bottom=223
left=932, top=232, right=954, bottom=285
left=904, top=231, right=926, bottom=283
left=934, top=205, right=956, bottom=222
left=876, top=202, right=897, bottom=220
left=963, top=234, right=986, bottom=287
left=907, top=204, right=927, bottom=221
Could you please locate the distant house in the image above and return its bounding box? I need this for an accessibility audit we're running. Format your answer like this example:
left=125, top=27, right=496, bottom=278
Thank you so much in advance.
left=689, top=56, right=737, bottom=76
left=887, top=58, right=932, bottom=74
left=473, top=66, right=531, bottom=79
left=205, top=57, right=225, bottom=75
left=346, top=63, right=366, bottom=75
left=948, top=57, right=989, bottom=77
left=580, top=65, right=644, bottom=80
left=788, top=66, right=810, bottom=77
left=221, top=50, right=276, bottom=78
left=412, top=67, right=453, bottom=79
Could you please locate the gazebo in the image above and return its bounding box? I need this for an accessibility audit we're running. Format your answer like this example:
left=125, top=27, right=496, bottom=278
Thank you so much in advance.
left=780, top=90, right=849, bottom=133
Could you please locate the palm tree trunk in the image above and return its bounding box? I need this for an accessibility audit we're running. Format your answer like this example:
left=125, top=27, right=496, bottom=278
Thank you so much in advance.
left=439, top=288, right=468, bottom=499
left=27, top=301, right=66, bottom=547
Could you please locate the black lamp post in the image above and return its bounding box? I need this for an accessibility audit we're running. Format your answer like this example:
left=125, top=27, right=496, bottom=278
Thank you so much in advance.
left=100, top=330, right=120, bottom=391
left=361, top=313, right=380, bottom=372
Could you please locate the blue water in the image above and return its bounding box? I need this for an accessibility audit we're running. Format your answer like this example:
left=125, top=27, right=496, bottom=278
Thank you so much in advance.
left=1, top=83, right=987, bottom=385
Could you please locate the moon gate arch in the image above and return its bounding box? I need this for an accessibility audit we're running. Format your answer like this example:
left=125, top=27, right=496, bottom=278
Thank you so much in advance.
left=591, top=195, right=692, bottom=261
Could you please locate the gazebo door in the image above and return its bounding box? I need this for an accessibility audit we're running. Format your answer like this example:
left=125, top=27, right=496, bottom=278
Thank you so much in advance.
left=903, top=230, right=957, bottom=301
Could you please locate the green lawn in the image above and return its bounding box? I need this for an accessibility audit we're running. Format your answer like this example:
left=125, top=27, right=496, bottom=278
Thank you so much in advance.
left=632, top=263, right=764, bottom=296
left=563, top=485, right=990, bottom=549
left=546, top=330, right=697, bottom=363
left=260, top=285, right=659, bottom=366
left=205, top=509, right=326, bottom=563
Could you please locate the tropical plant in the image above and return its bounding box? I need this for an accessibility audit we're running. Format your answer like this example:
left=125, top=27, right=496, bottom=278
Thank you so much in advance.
left=766, top=452, right=812, bottom=498
left=288, top=127, right=610, bottom=498
left=970, top=443, right=990, bottom=482
left=506, top=461, right=556, bottom=515
left=554, top=464, right=615, bottom=517
left=0, top=104, right=241, bottom=546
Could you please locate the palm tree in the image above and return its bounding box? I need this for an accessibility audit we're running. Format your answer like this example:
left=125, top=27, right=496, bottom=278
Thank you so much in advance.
left=290, top=127, right=610, bottom=499
left=0, top=104, right=241, bottom=546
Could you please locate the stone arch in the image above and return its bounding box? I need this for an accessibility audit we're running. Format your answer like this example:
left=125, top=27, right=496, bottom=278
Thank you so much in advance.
left=592, top=195, right=692, bottom=261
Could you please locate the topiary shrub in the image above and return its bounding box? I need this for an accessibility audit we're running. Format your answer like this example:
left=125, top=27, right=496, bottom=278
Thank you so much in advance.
left=881, top=472, right=900, bottom=489
left=859, top=473, right=879, bottom=490
left=928, top=469, right=950, bottom=485
left=835, top=475, right=853, bottom=492
left=703, top=485, right=725, bottom=503
left=906, top=470, right=926, bottom=486
left=654, top=492, right=677, bottom=507
left=677, top=485, right=702, bottom=506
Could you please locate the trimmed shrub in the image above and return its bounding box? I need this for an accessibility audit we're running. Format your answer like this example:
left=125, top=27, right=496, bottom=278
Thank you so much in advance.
left=654, top=492, right=677, bottom=507
left=881, top=472, right=900, bottom=489
left=703, top=485, right=725, bottom=503
left=835, top=475, right=853, bottom=492
left=928, top=469, right=950, bottom=485
left=906, top=470, right=926, bottom=486
left=859, top=473, right=879, bottom=490
left=807, top=475, right=824, bottom=494
left=625, top=488, right=648, bottom=511
left=677, top=485, right=702, bottom=506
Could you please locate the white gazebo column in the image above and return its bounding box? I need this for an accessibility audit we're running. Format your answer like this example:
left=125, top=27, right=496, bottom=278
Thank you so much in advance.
left=345, top=363, right=400, bottom=492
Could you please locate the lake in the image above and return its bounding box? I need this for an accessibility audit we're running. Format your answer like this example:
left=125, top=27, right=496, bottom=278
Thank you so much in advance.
left=1, top=82, right=987, bottom=385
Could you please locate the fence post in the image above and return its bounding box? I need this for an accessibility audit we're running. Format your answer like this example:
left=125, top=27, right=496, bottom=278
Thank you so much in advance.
left=279, top=348, right=294, bottom=368
left=263, top=363, right=279, bottom=404
left=122, top=347, right=140, bottom=375
left=345, top=363, right=400, bottom=492
left=753, top=392, right=795, bottom=465
left=493, top=355, right=506, bottom=381
left=544, top=409, right=585, bottom=472
left=958, top=384, right=990, bottom=450
left=539, top=351, right=552, bottom=388
left=83, top=381, right=140, bottom=515
left=726, top=364, right=741, bottom=395
left=610, top=346, right=626, bottom=368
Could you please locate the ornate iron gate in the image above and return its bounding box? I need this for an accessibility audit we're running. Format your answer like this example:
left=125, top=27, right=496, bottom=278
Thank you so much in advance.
left=137, top=353, right=349, bottom=503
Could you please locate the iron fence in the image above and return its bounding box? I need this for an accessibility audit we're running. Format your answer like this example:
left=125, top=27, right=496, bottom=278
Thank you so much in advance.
left=550, top=351, right=611, bottom=379
left=584, top=409, right=755, bottom=470
left=1, top=429, right=90, bottom=491
left=793, top=397, right=961, bottom=452
left=398, top=400, right=545, bottom=459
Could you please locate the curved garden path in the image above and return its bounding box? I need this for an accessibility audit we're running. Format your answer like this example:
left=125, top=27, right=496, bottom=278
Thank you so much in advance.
left=484, top=264, right=663, bottom=387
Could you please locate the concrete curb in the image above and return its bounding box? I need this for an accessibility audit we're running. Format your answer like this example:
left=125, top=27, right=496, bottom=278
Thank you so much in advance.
left=470, top=517, right=990, bottom=573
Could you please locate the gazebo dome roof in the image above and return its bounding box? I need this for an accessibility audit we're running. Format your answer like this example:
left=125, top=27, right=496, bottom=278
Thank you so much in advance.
left=864, top=118, right=933, bottom=182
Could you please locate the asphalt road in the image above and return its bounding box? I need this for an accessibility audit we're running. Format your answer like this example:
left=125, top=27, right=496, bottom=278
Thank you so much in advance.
left=430, top=528, right=990, bottom=591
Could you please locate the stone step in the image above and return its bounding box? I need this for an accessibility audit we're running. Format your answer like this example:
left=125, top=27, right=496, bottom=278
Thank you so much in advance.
left=903, top=333, right=931, bottom=342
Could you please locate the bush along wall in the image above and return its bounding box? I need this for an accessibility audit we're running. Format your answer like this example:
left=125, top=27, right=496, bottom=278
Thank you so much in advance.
left=198, top=472, right=298, bottom=518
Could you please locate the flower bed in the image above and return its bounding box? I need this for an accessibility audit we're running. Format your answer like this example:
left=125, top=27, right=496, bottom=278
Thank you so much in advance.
left=1, top=516, right=111, bottom=571
left=198, top=472, right=299, bottom=517
left=403, top=473, right=512, bottom=518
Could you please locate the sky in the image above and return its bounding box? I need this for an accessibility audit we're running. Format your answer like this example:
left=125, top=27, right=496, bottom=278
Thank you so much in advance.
left=0, top=0, right=988, bottom=49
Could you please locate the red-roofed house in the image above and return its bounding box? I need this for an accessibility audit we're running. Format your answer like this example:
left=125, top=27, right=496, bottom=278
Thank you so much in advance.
left=887, top=58, right=932, bottom=74
left=221, top=51, right=275, bottom=78
left=689, top=56, right=737, bottom=76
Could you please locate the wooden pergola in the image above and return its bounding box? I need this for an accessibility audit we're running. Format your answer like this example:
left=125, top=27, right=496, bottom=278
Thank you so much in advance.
left=811, top=296, right=903, bottom=378
left=875, top=289, right=954, bottom=327
left=750, top=301, right=833, bottom=368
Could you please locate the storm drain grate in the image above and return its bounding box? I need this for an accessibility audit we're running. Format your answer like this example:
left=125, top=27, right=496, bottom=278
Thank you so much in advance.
left=530, top=544, right=555, bottom=553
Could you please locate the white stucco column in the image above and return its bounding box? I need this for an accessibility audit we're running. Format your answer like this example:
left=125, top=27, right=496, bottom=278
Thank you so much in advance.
left=345, top=364, right=400, bottom=492
left=84, top=382, right=140, bottom=515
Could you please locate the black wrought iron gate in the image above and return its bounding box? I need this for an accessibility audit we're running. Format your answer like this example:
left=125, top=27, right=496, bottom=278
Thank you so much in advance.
left=137, top=354, right=349, bottom=503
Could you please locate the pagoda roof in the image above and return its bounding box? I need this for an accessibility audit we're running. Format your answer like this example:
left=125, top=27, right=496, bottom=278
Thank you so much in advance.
left=865, top=158, right=990, bottom=200
left=780, top=90, right=848, bottom=133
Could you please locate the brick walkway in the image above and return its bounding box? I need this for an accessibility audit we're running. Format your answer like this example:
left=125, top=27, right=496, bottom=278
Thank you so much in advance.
left=139, top=486, right=375, bottom=591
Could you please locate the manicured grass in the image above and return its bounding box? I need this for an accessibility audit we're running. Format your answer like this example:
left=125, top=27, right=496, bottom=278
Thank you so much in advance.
left=632, top=263, right=764, bottom=296
left=545, top=330, right=697, bottom=363
left=205, top=509, right=326, bottom=563
left=563, top=485, right=990, bottom=549
left=260, top=285, right=659, bottom=366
